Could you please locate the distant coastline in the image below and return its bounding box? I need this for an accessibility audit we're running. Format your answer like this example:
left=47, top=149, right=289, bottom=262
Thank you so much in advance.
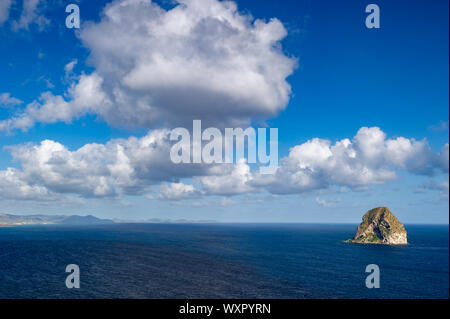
left=0, top=213, right=217, bottom=227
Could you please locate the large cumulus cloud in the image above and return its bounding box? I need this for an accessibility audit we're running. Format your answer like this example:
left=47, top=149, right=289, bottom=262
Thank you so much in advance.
left=1, top=0, right=296, bottom=132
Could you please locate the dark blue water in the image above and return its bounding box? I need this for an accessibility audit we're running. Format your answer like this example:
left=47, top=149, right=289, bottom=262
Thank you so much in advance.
left=0, top=223, right=448, bottom=298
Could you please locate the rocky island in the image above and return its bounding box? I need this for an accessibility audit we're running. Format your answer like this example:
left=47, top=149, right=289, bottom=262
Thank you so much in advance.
left=346, top=207, right=407, bottom=245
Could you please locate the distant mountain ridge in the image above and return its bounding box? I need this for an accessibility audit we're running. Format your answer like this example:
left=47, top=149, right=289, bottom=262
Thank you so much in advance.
left=0, top=213, right=216, bottom=226
left=0, top=213, right=113, bottom=226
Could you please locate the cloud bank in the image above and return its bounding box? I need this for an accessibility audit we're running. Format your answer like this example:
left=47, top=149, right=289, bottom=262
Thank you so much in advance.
left=1, top=127, right=448, bottom=201
left=251, top=127, right=449, bottom=195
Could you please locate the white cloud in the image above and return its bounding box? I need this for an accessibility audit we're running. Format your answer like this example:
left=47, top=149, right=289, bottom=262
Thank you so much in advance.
left=157, top=182, right=202, bottom=200
left=1, top=129, right=214, bottom=200
left=251, top=127, right=449, bottom=194
left=219, top=197, right=235, bottom=206
left=0, top=73, right=108, bottom=132
left=417, top=180, right=449, bottom=199
left=2, top=0, right=296, bottom=131
left=0, top=167, right=54, bottom=200
left=197, top=159, right=256, bottom=195
left=385, top=136, right=435, bottom=175
left=0, top=126, right=448, bottom=201
left=12, top=0, right=49, bottom=31
left=315, top=197, right=341, bottom=208
left=64, top=59, right=78, bottom=78
left=0, top=0, right=12, bottom=26
left=0, top=92, right=23, bottom=108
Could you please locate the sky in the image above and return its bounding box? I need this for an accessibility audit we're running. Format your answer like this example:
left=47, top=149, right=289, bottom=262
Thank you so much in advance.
left=0, top=0, right=448, bottom=223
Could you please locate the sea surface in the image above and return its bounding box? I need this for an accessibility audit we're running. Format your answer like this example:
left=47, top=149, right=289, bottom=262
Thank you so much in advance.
left=0, top=223, right=448, bottom=298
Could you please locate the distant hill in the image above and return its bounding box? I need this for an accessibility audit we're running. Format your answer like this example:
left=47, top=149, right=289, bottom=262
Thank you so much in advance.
left=0, top=213, right=216, bottom=226
left=112, top=218, right=217, bottom=224
left=0, top=213, right=113, bottom=226
left=58, top=215, right=114, bottom=225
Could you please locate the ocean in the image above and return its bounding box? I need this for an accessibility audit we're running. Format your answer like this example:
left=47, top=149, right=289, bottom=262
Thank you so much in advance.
left=0, top=223, right=447, bottom=298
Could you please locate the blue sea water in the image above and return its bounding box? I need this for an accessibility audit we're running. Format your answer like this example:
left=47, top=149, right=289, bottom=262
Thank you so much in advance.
left=0, top=223, right=448, bottom=299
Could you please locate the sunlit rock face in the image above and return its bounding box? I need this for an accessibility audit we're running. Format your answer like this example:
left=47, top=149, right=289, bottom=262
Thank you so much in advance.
left=347, top=207, right=408, bottom=245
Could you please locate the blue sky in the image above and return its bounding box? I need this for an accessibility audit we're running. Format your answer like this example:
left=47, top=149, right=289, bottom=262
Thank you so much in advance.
left=0, top=0, right=448, bottom=223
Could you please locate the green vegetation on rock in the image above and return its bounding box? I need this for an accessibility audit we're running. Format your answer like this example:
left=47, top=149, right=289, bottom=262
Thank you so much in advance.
left=346, top=207, right=407, bottom=245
